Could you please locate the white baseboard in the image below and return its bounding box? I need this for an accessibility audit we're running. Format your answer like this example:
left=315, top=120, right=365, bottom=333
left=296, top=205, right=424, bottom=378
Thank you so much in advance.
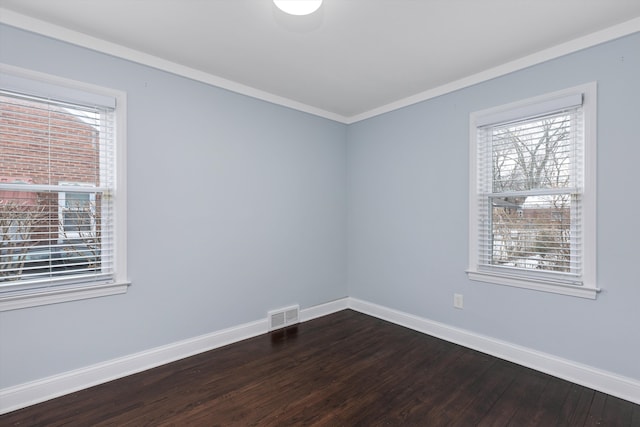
left=348, top=297, right=640, bottom=405
left=3, top=296, right=637, bottom=415
left=0, top=297, right=348, bottom=415
left=300, top=297, right=349, bottom=322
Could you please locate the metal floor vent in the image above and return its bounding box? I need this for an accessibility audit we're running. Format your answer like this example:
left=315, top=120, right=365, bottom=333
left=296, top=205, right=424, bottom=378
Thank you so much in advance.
left=268, top=305, right=299, bottom=331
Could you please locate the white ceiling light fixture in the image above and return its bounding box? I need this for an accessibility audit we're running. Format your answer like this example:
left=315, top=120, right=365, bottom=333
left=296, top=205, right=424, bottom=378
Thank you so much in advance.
left=273, top=0, right=323, bottom=16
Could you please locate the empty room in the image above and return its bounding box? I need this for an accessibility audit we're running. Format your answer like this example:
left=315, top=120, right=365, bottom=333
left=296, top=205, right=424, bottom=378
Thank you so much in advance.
left=1, top=0, right=639, bottom=425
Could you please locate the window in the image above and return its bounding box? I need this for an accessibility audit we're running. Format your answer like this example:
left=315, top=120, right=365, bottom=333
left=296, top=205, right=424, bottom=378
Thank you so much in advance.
left=467, top=83, right=597, bottom=299
left=0, top=64, right=128, bottom=310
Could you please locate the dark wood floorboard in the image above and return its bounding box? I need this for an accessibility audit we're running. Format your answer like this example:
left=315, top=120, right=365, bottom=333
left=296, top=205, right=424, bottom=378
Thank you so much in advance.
left=1, top=309, right=639, bottom=426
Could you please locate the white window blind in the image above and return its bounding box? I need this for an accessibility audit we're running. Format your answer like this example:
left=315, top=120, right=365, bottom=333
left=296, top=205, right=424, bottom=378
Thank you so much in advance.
left=477, top=106, right=582, bottom=282
left=468, top=83, right=597, bottom=298
left=0, top=88, right=116, bottom=293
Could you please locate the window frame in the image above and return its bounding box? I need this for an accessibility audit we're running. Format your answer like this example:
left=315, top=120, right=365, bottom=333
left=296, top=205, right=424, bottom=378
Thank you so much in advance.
left=467, top=83, right=598, bottom=299
left=0, top=63, right=129, bottom=311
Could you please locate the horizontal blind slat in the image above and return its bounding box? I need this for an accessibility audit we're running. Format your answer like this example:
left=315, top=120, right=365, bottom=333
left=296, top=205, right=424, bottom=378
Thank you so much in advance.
left=1, top=87, right=116, bottom=291
left=476, top=101, right=583, bottom=279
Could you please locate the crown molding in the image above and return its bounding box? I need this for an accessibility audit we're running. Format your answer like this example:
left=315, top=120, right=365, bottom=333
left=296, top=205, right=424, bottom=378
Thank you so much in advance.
left=346, top=16, right=640, bottom=123
left=0, top=8, right=349, bottom=124
left=2, top=8, right=639, bottom=125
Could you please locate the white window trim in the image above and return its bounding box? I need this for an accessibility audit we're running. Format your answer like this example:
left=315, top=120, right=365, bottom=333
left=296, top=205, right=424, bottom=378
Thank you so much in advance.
left=0, top=63, right=129, bottom=311
left=467, top=82, right=598, bottom=299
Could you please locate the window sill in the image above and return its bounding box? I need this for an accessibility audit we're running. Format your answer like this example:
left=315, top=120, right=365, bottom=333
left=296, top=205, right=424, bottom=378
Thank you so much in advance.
left=467, top=270, right=599, bottom=299
left=0, top=281, right=130, bottom=312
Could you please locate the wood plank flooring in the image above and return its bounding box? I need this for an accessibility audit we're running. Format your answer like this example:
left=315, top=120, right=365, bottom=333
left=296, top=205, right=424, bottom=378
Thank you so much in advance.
left=2, top=309, right=639, bottom=426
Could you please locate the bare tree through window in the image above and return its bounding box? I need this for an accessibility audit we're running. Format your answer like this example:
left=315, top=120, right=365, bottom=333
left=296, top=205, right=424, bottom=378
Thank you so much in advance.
left=488, top=112, right=575, bottom=272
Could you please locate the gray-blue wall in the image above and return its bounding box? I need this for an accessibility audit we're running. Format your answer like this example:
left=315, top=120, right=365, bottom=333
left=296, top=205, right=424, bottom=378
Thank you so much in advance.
left=0, top=24, right=348, bottom=388
left=1, top=23, right=639, bottom=390
left=347, top=32, right=640, bottom=381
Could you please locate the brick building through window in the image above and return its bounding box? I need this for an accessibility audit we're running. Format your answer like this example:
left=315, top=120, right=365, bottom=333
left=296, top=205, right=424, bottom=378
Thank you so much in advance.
left=1, top=94, right=102, bottom=281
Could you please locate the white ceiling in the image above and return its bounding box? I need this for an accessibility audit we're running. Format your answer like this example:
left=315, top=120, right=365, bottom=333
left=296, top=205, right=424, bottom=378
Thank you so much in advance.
left=1, top=0, right=640, bottom=123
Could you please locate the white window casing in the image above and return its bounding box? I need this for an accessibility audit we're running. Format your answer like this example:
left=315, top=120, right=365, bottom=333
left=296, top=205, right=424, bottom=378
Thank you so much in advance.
left=0, top=64, right=128, bottom=311
left=467, top=83, right=598, bottom=299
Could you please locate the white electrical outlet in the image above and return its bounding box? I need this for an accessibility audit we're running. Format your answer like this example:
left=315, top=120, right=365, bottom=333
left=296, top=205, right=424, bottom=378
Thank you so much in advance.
left=453, top=293, right=464, bottom=309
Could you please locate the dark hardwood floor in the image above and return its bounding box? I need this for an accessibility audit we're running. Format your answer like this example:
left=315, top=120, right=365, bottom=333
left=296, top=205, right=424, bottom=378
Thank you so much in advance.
left=2, top=309, right=639, bottom=426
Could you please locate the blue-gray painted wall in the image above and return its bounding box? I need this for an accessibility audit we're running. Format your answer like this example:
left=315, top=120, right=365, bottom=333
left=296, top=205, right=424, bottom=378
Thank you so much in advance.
left=347, top=32, right=640, bottom=381
left=1, top=23, right=638, bottom=388
left=0, top=24, right=348, bottom=388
